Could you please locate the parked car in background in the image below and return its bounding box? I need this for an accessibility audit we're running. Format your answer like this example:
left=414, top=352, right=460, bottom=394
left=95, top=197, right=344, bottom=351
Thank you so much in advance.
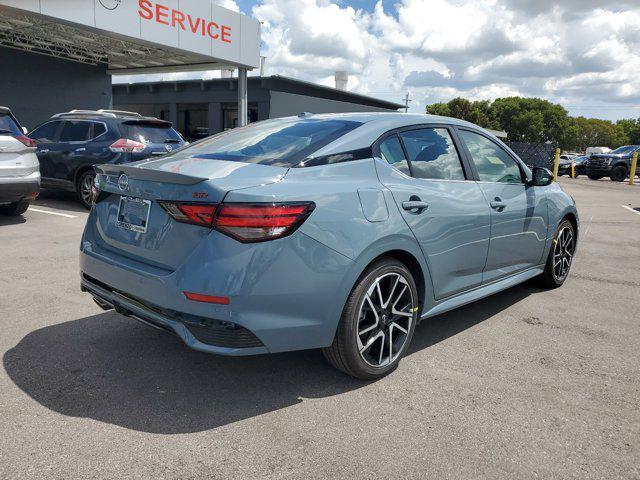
left=29, top=110, right=186, bottom=208
left=558, top=154, right=588, bottom=177
left=0, top=106, right=39, bottom=216
left=80, top=113, right=579, bottom=379
left=586, top=146, right=612, bottom=157
left=586, top=145, right=640, bottom=181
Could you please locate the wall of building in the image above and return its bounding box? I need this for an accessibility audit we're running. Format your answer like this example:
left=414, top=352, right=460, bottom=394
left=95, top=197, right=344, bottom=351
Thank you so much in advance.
left=0, top=47, right=112, bottom=130
left=268, top=91, right=395, bottom=118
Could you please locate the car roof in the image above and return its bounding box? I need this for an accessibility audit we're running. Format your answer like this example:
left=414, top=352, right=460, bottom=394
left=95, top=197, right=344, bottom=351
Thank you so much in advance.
left=0, top=106, right=12, bottom=114
left=293, top=112, right=497, bottom=158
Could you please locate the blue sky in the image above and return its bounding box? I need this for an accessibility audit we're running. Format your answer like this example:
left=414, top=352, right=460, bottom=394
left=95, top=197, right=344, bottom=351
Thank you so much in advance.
left=125, top=0, right=640, bottom=121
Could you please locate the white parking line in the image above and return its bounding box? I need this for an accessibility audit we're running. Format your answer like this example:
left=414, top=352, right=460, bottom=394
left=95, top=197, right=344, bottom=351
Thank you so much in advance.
left=621, top=205, right=640, bottom=217
left=28, top=207, right=78, bottom=219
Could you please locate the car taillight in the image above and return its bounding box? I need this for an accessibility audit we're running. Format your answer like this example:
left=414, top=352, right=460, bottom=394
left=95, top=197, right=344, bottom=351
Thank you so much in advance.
left=158, top=202, right=218, bottom=227
left=215, top=203, right=315, bottom=242
left=158, top=201, right=315, bottom=242
left=15, top=135, right=36, bottom=147
left=109, top=138, right=146, bottom=153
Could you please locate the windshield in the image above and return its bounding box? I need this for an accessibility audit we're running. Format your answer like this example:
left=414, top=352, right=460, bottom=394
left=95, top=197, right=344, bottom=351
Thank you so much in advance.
left=161, top=117, right=363, bottom=167
left=123, top=123, right=182, bottom=144
left=0, top=113, right=22, bottom=136
left=610, top=146, right=639, bottom=154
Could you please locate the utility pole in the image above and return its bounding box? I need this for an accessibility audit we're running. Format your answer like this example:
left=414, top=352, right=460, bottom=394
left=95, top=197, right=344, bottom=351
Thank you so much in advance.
left=403, top=92, right=411, bottom=113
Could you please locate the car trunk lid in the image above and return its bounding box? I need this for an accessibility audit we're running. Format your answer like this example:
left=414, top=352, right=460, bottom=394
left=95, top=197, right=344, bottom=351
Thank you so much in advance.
left=91, top=159, right=288, bottom=270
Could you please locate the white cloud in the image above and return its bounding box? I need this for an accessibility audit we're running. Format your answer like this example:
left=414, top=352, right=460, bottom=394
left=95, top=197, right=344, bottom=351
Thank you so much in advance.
left=116, top=0, right=640, bottom=121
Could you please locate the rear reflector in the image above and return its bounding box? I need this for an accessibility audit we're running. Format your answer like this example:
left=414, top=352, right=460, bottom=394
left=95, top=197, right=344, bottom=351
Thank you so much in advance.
left=159, top=201, right=315, bottom=242
left=183, top=291, right=230, bottom=305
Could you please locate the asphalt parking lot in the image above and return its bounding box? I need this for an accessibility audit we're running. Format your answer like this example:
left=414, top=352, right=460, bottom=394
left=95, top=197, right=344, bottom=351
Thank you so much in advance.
left=1, top=177, right=639, bottom=479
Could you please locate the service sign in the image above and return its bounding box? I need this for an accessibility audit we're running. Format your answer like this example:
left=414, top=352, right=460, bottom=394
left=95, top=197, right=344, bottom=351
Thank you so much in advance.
left=0, top=0, right=260, bottom=68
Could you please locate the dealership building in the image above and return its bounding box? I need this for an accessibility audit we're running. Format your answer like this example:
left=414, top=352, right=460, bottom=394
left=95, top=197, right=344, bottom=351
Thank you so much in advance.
left=0, top=0, right=401, bottom=133
left=113, top=75, right=403, bottom=140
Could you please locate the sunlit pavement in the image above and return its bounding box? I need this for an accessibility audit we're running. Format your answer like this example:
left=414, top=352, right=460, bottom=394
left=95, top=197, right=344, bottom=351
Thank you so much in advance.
left=1, top=178, right=638, bottom=479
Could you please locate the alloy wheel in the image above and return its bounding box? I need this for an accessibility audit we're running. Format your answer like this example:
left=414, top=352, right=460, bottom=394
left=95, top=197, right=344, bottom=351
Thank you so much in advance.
left=356, top=272, right=415, bottom=368
left=80, top=173, right=95, bottom=206
left=553, top=226, right=574, bottom=282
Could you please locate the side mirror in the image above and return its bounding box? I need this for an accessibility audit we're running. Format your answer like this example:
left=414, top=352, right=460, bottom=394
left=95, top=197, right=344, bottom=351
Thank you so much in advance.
left=531, top=167, right=553, bottom=186
left=22, top=126, right=28, bottom=135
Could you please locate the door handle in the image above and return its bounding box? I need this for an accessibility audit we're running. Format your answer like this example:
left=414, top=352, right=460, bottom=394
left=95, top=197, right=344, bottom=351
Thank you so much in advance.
left=402, top=200, right=429, bottom=212
left=490, top=197, right=507, bottom=210
left=39, top=149, right=49, bottom=154
left=75, top=147, right=86, bottom=152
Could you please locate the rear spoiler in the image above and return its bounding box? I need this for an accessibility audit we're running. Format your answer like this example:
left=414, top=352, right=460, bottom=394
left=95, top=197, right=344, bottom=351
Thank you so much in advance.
left=95, top=164, right=206, bottom=185
left=122, top=119, right=173, bottom=128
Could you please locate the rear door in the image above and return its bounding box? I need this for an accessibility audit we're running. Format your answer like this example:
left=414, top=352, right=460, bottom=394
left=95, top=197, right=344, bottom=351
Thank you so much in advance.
left=375, top=126, right=491, bottom=300
left=457, top=128, right=547, bottom=283
left=30, top=121, right=63, bottom=180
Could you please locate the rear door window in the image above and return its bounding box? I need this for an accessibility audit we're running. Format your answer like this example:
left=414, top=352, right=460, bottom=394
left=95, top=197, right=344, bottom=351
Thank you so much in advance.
left=30, top=121, right=62, bottom=143
left=399, top=128, right=466, bottom=180
left=90, top=122, right=107, bottom=139
left=379, top=135, right=410, bottom=175
left=59, top=121, right=91, bottom=142
left=0, top=114, right=22, bottom=136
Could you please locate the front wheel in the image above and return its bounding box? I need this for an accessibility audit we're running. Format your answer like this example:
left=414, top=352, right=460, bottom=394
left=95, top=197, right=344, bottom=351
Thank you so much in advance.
left=540, top=219, right=575, bottom=288
left=76, top=170, right=95, bottom=209
left=0, top=199, right=30, bottom=216
left=323, top=257, right=418, bottom=380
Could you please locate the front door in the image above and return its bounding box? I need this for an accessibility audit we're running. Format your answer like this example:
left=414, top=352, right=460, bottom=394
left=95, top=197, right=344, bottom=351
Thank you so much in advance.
left=375, top=127, right=491, bottom=300
left=457, top=129, right=548, bottom=283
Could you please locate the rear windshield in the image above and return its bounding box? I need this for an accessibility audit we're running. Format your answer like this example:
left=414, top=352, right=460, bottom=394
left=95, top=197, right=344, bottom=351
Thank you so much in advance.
left=162, top=118, right=363, bottom=167
left=123, top=123, right=182, bottom=144
left=0, top=113, right=22, bottom=136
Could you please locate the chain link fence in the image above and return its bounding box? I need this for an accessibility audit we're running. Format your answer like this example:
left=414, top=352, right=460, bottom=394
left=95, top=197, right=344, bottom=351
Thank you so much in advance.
left=505, top=141, right=558, bottom=169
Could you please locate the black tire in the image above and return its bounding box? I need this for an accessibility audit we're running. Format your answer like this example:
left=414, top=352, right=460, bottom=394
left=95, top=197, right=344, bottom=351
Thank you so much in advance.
left=539, top=219, right=575, bottom=289
left=610, top=165, right=627, bottom=182
left=76, top=170, right=95, bottom=209
left=587, top=174, right=603, bottom=180
left=323, top=257, right=418, bottom=380
left=0, top=199, right=30, bottom=216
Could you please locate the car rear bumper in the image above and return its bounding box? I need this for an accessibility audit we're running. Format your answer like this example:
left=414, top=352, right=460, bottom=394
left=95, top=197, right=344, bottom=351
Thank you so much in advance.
left=0, top=172, right=40, bottom=203
left=81, top=273, right=269, bottom=356
left=79, top=215, right=355, bottom=355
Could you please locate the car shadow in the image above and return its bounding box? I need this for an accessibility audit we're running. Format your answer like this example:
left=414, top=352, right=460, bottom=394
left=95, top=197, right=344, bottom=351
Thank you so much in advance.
left=3, top=282, right=541, bottom=434
left=0, top=214, right=27, bottom=226
left=33, top=189, right=88, bottom=214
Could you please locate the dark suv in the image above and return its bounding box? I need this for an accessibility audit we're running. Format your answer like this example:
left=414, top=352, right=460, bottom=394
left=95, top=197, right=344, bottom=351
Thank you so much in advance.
left=29, top=110, right=186, bottom=208
left=586, top=145, right=640, bottom=182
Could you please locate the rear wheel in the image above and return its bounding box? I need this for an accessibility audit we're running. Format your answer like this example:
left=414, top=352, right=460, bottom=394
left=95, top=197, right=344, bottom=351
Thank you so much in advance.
left=610, top=165, right=628, bottom=182
left=540, top=219, right=575, bottom=288
left=0, top=199, right=30, bottom=216
left=323, top=257, right=418, bottom=380
left=76, top=170, right=95, bottom=209
left=587, top=174, right=603, bottom=180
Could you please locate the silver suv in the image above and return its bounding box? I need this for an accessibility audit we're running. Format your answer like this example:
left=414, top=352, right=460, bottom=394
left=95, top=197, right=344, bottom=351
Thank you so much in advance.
left=0, top=107, right=40, bottom=216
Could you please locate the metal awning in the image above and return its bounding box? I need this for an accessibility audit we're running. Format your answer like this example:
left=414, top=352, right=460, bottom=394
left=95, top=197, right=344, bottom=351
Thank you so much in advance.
left=0, top=8, right=226, bottom=72
left=0, top=1, right=260, bottom=125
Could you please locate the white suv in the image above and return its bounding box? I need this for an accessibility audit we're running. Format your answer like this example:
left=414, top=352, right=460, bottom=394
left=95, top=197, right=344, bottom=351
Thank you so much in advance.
left=0, top=107, right=40, bottom=216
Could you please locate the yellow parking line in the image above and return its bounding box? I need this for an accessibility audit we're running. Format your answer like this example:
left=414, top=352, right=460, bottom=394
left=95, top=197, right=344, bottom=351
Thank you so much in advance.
left=28, top=207, right=77, bottom=219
